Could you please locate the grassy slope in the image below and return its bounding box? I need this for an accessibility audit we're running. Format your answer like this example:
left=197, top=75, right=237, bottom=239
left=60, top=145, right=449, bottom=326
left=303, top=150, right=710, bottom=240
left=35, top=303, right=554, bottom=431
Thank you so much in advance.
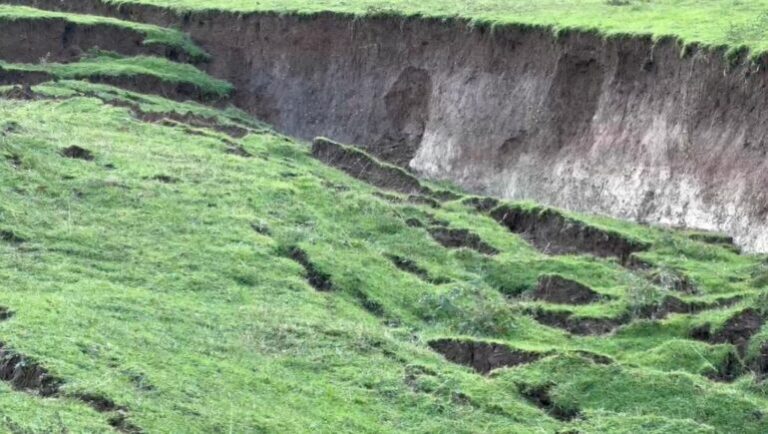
left=0, top=81, right=768, bottom=432
left=103, top=0, right=768, bottom=54
left=0, top=53, right=234, bottom=98
left=0, top=5, right=207, bottom=60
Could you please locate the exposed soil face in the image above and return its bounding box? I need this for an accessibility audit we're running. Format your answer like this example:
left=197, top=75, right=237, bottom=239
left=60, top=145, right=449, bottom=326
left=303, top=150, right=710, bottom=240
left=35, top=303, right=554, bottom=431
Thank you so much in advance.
left=11, top=0, right=768, bottom=251
left=532, top=275, right=602, bottom=305
left=490, top=205, right=648, bottom=263
left=101, top=98, right=250, bottom=138
left=0, top=346, right=60, bottom=396
left=691, top=309, right=764, bottom=355
left=428, top=338, right=541, bottom=375
left=0, top=68, right=53, bottom=86
left=0, top=18, right=185, bottom=64
left=427, top=227, right=499, bottom=255
left=312, top=137, right=424, bottom=195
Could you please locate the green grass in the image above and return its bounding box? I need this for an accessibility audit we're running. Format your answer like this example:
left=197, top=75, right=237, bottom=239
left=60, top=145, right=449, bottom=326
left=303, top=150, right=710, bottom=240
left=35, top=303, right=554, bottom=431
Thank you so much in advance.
left=99, top=0, right=768, bottom=56
left=0, top=5, right=208, bottom=60
left=1, top=79, right=768, bottom=432
left=0, top=53, right=234, bottom=98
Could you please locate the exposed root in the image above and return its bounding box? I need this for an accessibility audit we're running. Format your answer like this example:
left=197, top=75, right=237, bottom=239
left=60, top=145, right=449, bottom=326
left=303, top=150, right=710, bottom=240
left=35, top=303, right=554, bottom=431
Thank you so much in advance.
left=490, top=204, right=649, bottom=264
left=427, top=227, right=499, bottom=255
left=428, top=338, right=541, bottom=375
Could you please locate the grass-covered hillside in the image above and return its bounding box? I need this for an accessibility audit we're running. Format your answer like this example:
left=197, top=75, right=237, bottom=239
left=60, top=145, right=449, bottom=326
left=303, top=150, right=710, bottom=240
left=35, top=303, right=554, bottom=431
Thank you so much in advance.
left=2, top=2, right=768, bottom=433
left=1, top=78, right=768, bottom=432
left=100, top=0, right=768, bottom=54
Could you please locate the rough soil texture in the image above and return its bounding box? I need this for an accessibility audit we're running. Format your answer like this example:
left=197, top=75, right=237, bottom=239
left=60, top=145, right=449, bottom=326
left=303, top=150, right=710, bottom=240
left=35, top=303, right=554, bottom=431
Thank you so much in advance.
left=428, top=338, right=541, bottom=375
left=0, top=346, right=60, bottom=396
left=691, top=309, right=764, bottom=355
left=312, top=137, right=424, bottom=195
left=11, top=0, right=768, bottom=251
left=490, top=205, right=648, bottom=263
left=532, top=275, right=602, bottom=305
left=0, top=18, right=183, bottom=64
left=427, top=227, right=499, bottom=255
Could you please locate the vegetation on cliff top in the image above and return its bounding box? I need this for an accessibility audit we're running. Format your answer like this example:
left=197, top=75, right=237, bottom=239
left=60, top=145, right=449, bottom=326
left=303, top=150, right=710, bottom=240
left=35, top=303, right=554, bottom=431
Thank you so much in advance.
left=105, top=0, right=768, bottom=54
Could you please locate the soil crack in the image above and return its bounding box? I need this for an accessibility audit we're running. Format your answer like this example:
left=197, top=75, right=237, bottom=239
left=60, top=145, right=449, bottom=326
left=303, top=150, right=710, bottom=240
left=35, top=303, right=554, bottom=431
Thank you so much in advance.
left=428, top=338, right=541, bottom=375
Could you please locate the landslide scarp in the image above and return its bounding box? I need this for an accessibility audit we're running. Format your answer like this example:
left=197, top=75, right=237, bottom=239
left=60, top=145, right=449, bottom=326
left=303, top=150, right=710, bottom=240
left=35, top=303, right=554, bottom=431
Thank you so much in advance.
left=1, top=3, right=768, bottom=433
